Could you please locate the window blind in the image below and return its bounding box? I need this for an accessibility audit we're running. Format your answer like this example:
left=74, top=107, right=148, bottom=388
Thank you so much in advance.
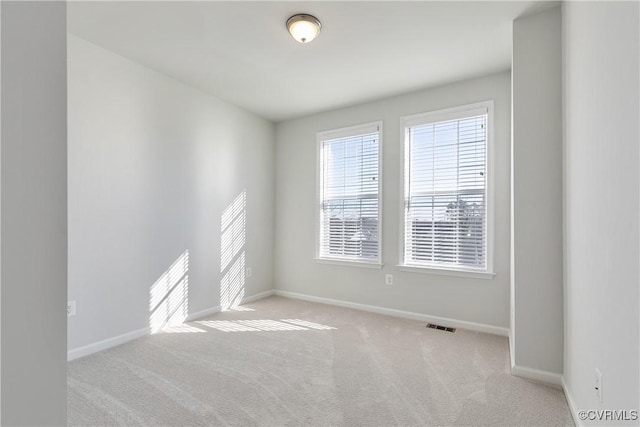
left=404, top=111, right=487, bottom=271
left=319, top=125, right=380, bottom=262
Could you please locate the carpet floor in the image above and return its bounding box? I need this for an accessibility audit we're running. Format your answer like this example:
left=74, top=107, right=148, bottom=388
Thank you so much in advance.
left=68, top=296, right=574, bottom=426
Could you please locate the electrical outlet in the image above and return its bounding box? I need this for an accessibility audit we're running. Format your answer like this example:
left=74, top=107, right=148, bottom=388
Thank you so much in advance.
left=385, top=274, right=393, bottom=285
left=246, top=267, right=252, bottom=278
left=67, top=300, right=76, bottom=317
left=595, top=368, right=602, bottom=404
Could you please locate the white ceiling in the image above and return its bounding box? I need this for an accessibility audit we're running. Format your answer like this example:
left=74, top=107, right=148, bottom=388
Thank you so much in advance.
left=68, top=1, right=556, bottom=122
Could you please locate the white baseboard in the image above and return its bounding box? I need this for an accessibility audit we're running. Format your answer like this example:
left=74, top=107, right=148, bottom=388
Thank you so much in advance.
left=562, top=376, right=581, bottom=427
left=68, top=290, right=275, bottom=361
left=241, top=289, right=275, bottom=304
left=273, top=290, right=509, bottom=337
left=186, top=289, right=274, bottom=321
left=67, top=326, right=150, bottom=361
left=511, top=364, right=563, bottom=388
left=186, top=305, right=221, bottom=322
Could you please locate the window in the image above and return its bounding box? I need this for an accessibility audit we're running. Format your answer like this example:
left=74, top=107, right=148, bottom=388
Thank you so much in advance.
left=318, top=122, right=381, bottom=265
left=401, top=102, right=493, bottom=274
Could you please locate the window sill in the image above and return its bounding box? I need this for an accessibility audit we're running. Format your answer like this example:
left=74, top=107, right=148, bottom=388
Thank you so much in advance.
left=398, top=265, right=495, bottom=280
left=316, top=258, right=383, bottom=269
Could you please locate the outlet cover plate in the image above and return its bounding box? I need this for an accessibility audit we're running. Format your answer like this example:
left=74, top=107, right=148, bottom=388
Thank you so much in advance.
left=67, top=300, right=76, bottom=317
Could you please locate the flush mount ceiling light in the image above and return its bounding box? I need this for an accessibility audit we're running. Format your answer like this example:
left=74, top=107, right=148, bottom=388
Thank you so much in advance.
left=286, top=14, right=321, bottom=43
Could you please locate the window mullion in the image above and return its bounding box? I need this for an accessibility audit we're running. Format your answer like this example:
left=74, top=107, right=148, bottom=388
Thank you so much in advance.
left=431, top=124, right=435, bottom=263
left=455, top=120, right=460, bottom=265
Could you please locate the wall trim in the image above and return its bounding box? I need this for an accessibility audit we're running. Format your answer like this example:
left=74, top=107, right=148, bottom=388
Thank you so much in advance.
left=511, top=364, right=563, bottom=388
left=185, top=305, right=221, bottom=322
left=274, top=290, right=509, bottom=337
left=68, top=289, right=275, bottom=361
left=509, top=329, right=515, bottom=371
left=562, top=376, right=581, bottom=427
left=67, top=326, right=150, bottom=361
left=241, top=289, right=275, bottom=304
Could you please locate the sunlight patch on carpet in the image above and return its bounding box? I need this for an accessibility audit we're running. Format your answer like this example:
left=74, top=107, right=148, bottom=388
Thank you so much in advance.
left=197, top=319, right=336, bottom=332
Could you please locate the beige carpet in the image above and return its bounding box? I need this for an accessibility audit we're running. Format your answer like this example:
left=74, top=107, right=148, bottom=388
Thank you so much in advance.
left=68, top=296, right=574, bottom=426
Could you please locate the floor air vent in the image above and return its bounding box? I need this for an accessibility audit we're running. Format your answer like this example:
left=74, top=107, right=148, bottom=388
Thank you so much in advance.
left=426, top=323, right=456, bottom=333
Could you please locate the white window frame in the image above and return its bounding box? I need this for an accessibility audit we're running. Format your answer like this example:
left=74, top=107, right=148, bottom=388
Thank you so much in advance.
left=316, top=121, right=383, bottom=268
left=399, top=101, right=495, bottom=279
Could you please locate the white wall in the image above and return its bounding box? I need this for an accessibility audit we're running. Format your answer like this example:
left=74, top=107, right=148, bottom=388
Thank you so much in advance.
left=563, top=1, right=639, bottom=423
left=68, top=36, right=275, bottom=352
left=1, top=2, right=68, bottom=424
left=511, top=6, right=564, bottom=377
left=275, top=72, right=511, bottom=330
